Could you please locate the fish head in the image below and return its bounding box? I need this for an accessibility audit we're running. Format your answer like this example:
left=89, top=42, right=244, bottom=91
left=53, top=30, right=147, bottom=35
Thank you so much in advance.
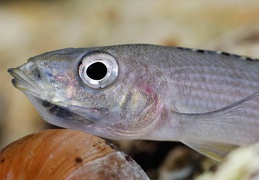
left=8, top=46, right=165, bottom=140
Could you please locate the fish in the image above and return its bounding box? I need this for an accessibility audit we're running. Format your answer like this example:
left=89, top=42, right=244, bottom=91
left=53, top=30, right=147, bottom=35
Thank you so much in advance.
left=8, top=44, right=259, bottom=160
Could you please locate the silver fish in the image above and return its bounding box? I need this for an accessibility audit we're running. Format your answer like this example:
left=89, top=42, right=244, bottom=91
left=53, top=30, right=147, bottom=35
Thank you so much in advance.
left=8, top=44, right=259, bottom=160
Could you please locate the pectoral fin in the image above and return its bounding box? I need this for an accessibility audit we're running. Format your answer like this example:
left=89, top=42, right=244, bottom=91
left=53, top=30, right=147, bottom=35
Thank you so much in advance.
left=183, top=140, right=238, bottom=161
left=178, top=91, right=259, bottom=161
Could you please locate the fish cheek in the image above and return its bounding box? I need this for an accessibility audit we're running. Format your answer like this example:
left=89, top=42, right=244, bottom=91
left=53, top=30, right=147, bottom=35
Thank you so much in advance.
left=110, top=89, right=162, bottom=133
left=49, top=70, right=82, bottom=100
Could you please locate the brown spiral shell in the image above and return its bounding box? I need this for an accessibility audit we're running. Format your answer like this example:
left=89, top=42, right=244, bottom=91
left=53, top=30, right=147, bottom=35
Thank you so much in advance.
left=0, top=129, right=149, bottom=180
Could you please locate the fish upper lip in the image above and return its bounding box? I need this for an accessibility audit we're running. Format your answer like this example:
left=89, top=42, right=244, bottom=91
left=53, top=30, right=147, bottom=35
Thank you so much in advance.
left=8, top=68, right=20, bottom=79
left=8, top=67, right=40, bottom=97
left=8, top=68, right=25, bottom=85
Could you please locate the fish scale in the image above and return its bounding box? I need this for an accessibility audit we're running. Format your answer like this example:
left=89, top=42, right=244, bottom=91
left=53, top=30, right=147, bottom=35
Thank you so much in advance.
left=8, top=44, right=259, bottom=160
left=170, top=58, right=259, bottom=113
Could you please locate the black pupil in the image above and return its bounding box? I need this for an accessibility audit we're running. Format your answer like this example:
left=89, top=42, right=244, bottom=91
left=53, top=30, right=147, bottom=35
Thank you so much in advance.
left=86, top=62, right=107, bottom=80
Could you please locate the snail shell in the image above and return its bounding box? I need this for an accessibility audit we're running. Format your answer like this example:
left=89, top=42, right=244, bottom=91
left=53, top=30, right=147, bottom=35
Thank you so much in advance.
left=0, top=129, right=149, bottom=180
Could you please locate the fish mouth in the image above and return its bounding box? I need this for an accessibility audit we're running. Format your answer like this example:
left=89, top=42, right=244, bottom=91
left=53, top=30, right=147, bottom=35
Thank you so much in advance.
left=8, top=67, right=40, bottom=97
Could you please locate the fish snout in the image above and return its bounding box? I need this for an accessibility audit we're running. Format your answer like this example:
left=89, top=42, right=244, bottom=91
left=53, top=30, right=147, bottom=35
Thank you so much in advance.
left=8, top=62, right=41, bottom=96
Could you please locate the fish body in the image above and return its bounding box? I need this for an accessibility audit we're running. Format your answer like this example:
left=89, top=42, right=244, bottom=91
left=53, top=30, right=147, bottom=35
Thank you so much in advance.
left=8, top=44, right=259, bottom=160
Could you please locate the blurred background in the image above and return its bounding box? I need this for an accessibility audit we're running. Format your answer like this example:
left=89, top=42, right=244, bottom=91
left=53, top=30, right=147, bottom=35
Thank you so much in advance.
left=1, top=0, right=259, bottom=179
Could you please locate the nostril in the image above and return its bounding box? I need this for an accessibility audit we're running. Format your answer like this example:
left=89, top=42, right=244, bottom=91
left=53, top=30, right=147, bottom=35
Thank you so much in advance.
left=33, top=68, right=41, bottom=79
left=30, top=65, right=41, bottom=80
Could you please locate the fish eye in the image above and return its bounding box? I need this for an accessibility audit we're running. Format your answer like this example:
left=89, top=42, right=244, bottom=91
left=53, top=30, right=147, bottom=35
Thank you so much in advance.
left=79, top=51, right=118, bottom=88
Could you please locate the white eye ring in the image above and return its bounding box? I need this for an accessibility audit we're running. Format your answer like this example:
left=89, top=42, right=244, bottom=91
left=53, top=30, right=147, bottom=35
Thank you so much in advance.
left=79, top=51, right=118, bottom=89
